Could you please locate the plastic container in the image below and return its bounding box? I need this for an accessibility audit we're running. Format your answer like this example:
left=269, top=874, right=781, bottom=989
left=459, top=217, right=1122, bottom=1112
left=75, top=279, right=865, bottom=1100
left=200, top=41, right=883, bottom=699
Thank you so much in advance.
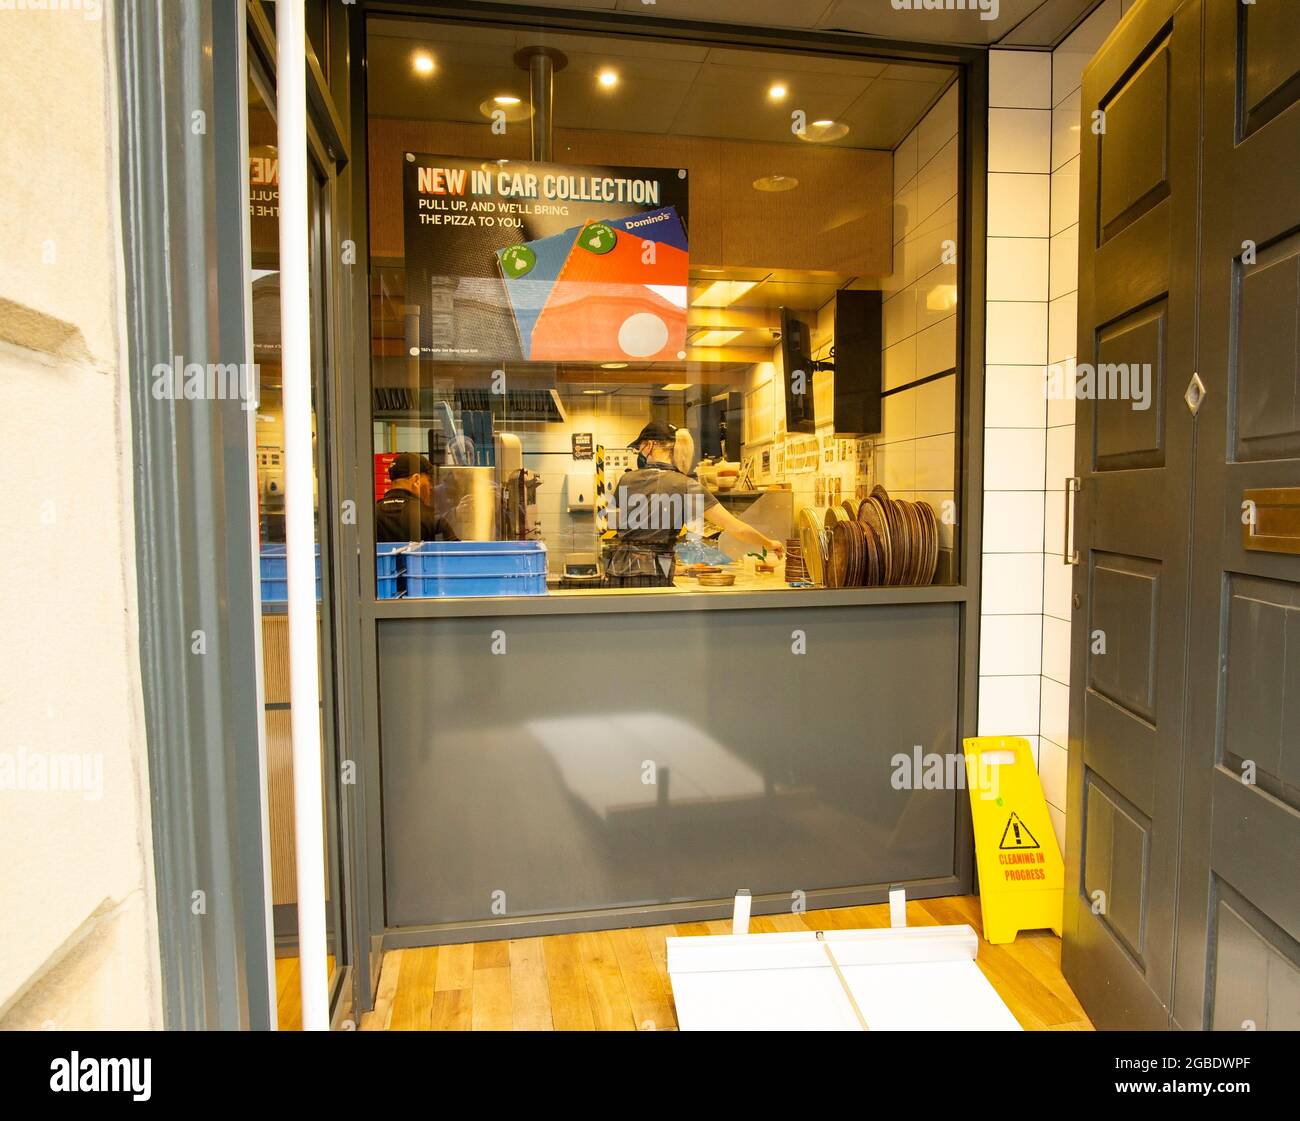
left=404, top=541, right=547, bottom=597
left=259, top=543, right=321, bottom=581
left=376, top=542, right=407, bottom=600
left=406, top=572, right=546, bottom=598
left=260, top=544, right=321, bottom=604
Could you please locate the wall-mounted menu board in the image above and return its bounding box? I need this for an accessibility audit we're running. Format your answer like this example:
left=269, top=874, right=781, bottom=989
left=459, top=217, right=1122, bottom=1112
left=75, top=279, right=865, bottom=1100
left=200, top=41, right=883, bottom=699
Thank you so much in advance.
left=402, top=153, right=690, bottom=364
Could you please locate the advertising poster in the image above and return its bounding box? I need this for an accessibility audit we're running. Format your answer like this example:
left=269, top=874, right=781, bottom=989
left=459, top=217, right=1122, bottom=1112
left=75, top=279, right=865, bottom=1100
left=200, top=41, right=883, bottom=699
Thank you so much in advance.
left=402, top=154, right=690, bottom=363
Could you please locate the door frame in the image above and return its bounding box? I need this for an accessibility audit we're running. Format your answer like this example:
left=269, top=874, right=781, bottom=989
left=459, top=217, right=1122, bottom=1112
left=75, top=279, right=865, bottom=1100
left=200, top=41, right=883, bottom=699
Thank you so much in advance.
left=118, top=0, right=364, bottom=1028
left=118, top=0, right=275, bottom=1031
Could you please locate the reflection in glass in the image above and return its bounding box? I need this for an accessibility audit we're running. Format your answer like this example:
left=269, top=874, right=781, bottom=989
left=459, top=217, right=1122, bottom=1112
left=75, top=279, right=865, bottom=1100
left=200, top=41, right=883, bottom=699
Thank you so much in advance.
left=365, top=18, right=961, bottom=600
left=247, top=74, right=339, bottom=1030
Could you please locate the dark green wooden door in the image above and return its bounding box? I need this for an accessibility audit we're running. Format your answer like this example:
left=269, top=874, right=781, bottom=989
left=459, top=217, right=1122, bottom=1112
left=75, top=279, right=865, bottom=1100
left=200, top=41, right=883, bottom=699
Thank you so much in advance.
left=1063, top=0, right=1202, bottom=1030
left=1172, top=0, right=1300, bottom=1032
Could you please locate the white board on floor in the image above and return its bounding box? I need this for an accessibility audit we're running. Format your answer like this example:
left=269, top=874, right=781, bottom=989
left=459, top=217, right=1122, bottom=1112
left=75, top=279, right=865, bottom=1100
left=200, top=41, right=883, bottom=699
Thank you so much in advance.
left=667, top=924, right=1022, bottom=1032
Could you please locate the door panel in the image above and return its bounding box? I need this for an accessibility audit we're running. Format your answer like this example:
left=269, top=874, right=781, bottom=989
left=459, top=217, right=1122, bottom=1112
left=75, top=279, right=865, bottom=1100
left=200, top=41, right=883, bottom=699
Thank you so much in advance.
left=1210, top=895, right=1300, bottom=1031
left=1064, top=0, right=1201, bottom=1030
left=1173, top=0, right=1300, bottom=1030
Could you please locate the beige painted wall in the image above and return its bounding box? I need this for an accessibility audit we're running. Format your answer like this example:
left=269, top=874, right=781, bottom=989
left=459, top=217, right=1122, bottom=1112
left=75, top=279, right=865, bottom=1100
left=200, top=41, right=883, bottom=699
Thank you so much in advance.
left=0, top=1, right=162, bottom=1028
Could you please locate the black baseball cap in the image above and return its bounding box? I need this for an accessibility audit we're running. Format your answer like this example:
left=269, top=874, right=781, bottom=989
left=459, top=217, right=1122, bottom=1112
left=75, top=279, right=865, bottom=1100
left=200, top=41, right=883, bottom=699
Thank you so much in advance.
left=628, top=420, right=676, bottom=447
left=389, top=452, right=435, bottom=481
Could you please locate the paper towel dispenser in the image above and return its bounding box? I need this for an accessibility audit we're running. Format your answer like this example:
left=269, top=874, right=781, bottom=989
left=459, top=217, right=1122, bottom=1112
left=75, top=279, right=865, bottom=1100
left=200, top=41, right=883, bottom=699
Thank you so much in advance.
left=566, top=471, right=596, bottom=512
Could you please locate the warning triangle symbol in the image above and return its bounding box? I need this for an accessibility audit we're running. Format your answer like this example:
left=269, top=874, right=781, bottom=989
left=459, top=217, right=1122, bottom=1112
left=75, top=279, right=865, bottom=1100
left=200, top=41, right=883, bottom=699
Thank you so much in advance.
left=999, top=812, right=1040, bottom=850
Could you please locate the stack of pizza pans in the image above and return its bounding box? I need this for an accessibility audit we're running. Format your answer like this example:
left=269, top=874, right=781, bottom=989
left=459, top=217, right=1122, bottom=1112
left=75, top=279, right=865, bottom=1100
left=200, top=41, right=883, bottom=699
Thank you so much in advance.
left=857, top=491, right=894, bottom=585
left=861, top=485, right=940, bottom=586
left=797, top=507, right=828, bottom=587
left=783, top=537, right=808, bottom=582
left=828, top=518, right=865, bottom=588
left=823, top=505, right=851, bottom=533
left=800, top=495, right=940, bottom=588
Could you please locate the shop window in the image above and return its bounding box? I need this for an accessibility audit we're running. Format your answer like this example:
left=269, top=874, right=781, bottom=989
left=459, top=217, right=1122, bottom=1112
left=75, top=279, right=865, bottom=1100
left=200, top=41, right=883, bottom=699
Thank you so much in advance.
left=365, top=17, right=961, bottom=600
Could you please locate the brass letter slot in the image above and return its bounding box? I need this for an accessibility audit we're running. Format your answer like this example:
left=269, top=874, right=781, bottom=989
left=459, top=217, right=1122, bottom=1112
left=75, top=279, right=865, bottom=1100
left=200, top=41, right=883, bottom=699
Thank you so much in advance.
left=1242, top=488, right=1300, bottom=555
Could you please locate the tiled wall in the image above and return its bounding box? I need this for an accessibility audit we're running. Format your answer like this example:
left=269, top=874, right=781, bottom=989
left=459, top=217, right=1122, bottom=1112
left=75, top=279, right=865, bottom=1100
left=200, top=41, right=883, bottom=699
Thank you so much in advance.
left=980, top=48, right=1053, bottom=831
left=1039, top=1, right=1125, bottom=842
left=878, top=83, right=960, bottom=570
left=977, top=3, right=1124, bottom=852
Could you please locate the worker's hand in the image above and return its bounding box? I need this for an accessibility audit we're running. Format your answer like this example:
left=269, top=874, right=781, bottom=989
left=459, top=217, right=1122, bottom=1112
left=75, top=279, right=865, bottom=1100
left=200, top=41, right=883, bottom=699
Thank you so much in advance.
left=766, top=537, right=785, bottom=559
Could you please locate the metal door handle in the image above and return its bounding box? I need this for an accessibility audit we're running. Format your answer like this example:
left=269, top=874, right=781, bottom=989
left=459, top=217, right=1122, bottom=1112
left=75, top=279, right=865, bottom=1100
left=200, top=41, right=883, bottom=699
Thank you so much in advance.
left=1063, top=477, right=1081, bottom=564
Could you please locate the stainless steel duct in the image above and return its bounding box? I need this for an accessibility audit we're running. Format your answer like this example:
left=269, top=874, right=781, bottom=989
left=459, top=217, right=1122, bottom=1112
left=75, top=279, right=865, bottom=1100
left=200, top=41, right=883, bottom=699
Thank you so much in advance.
left=514, top=47, right=567, bottom=162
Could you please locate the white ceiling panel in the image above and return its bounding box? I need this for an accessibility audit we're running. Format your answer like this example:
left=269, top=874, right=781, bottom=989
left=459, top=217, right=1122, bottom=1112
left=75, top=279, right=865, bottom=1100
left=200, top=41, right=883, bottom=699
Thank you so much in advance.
left=840, top=77, right=949, bottom=149
left=818, top=0, right=1046, bottom=44
left=368, top=12, right=957, bottom=147
left=466, top=0, right=1110, bottom=48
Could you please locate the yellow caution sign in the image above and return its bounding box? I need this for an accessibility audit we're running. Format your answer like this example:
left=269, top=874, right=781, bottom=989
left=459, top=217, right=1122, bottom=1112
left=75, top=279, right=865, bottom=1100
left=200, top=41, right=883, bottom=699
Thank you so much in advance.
left=962, top=736, right=1063, bottom=944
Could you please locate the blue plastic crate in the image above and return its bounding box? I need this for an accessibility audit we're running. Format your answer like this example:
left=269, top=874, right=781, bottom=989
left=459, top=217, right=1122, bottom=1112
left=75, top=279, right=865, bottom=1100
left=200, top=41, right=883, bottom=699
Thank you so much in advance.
left=260, top=576, right=322, bottom=604
left=406, top=571, right=547, bottom=598
left=376, top=542, right=406, bottom=578
left=404, top=540, right=547, bottom=578
left=376, top=542, right=408, bottom=598
left=259, top=543, right=321, bottom=581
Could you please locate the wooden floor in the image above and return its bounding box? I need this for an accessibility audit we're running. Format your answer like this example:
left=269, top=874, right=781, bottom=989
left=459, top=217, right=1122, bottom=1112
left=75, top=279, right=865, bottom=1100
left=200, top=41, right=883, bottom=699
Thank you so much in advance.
left=358, top=895, right=1093, bottom=1031
left=274, top=954, right=335, bottom=1031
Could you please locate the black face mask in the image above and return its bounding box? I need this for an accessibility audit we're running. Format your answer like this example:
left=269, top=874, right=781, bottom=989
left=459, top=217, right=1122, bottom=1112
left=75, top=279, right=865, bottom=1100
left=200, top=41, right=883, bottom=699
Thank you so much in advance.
left=636, top=451, right=649, bottom=470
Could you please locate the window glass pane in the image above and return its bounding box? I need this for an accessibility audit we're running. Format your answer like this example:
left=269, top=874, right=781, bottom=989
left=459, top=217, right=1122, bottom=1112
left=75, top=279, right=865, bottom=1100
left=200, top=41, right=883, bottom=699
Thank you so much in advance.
left=365, top=19, right=960, bottom=600
left=247, top=73, right=341, bottom=1026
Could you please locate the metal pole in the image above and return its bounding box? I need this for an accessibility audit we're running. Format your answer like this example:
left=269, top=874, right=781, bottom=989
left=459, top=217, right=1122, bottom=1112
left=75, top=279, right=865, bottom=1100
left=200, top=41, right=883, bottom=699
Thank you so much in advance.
left=276, top=0, right=330, bottom=1033
left=529, top=52, right=553, bottom=161
left=516, top=46, right=565, bottom=161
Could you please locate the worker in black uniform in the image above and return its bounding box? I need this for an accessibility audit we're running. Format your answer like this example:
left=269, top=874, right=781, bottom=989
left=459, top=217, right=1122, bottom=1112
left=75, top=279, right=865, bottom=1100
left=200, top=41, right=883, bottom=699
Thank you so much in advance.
left=605, top=420, right=783, bottom=588
left=374, top=452, right=460, bottom=543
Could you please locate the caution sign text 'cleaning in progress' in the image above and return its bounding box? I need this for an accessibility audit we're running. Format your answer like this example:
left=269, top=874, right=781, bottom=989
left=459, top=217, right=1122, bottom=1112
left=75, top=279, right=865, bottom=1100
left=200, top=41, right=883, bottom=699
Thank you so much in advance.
left=963, top=737, right=1064, bottom=944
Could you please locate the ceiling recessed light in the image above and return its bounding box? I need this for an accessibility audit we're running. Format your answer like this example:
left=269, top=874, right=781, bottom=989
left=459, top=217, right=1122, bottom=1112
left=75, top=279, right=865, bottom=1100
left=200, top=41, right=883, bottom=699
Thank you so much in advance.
left=753, top=174, right=799, bottom=192
left=411, top=51, right=435, bottom=76
left=582, top=389, right=606, bottom=395
left=797, top=119, right=849, bottom=143
left=660, top=383, right=692, bottom=391
left=600, top=362, right=628, bottom=369
left=597, top=69, right=619, bottom=89
left=478, top=97, right=532, bottom=122
left=768, top=83, right=787, bottom=101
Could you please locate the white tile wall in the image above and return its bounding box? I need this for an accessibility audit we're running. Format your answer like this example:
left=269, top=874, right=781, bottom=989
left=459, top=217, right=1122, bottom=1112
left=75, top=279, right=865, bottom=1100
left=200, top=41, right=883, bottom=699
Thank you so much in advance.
left=977, top=13, right=1126, bottom=839
left=986, top=237, right=1050, bottom=302
left=986, top=301, right=1048, bottom=366
left=879, top=86, right=959, bottom=508
left=982, top=552, right=1045, bottom=615
left=985, top=365, right=1048, bottom=428
left=984, top=490, right=1047, bottom=554
left=984, top=427, right=1046, bottom=491
left=980, top=614, right=1043, bottom=677
left=978, top=674, right=1041, bottom=737
left=988, top=108, right=1052, bottom=173
left=989, top=50, right=1051, bottom=110
left=988, top=173, right=1051, bottom=237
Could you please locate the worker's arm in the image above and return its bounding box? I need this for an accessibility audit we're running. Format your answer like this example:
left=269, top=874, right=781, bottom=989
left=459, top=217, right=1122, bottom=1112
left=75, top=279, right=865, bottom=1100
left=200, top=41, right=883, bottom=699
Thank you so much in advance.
left=704, top=502, right=785, bottom=558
